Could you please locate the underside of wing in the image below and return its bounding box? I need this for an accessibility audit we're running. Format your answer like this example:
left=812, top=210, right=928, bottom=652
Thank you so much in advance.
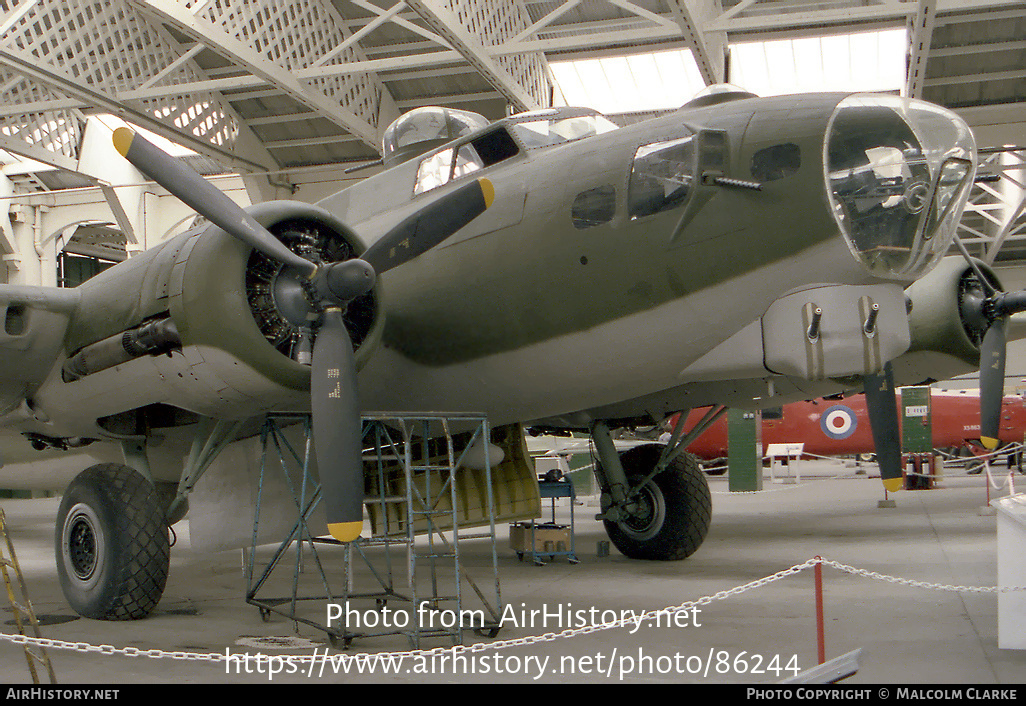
left=0, top=285, right=78, bottom=419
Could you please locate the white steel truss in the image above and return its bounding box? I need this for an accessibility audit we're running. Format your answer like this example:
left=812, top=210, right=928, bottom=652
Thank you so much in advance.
left=405, top=0, right=550, bottom=113
left=147, top=0, right=399, bottom=151
left=960, top=149, right=1026, bottom=265
left=0, top=0, right=1022, bottom=216
left=0, top=0, right=273, bottom=173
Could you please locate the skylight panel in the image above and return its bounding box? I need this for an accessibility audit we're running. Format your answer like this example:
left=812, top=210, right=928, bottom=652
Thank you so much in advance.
left=549, top=28, right=908, bottom=116
left=731, top=28, right=907, bottom=96
left=549, top=48, right=706, bottom=114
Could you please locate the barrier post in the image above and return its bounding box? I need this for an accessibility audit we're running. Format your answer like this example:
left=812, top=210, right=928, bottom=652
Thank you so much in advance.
left=815, top=556, right=825, bottom=664
left=981, top=460, right=999, bottom=516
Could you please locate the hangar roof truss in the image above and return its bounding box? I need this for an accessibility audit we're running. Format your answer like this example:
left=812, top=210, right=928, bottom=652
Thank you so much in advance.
left=0, top=0, right=1023, bottom=269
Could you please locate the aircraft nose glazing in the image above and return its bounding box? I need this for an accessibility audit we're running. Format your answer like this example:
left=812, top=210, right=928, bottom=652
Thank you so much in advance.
left=823, top=94, right=976, bottom=282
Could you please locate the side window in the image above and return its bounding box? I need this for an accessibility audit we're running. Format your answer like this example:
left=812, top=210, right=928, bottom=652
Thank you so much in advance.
left=751, top=143, right=800, bottom=182
left=473, top=129, right=519, bottom=165
left=571, top=186, right=616, bottom=229
left=628, top=136, right=696, bottom=220
left=414, top=128, right=520, bottom=196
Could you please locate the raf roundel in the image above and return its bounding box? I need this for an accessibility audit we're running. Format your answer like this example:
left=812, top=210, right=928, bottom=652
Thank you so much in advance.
left=820, top=405, right=857, bottom=440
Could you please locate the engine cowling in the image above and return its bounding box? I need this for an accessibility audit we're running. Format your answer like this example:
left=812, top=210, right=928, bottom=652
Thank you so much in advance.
left=171, top=200, right=382, bottom=392
left=891, top=256, right=999, bottom=385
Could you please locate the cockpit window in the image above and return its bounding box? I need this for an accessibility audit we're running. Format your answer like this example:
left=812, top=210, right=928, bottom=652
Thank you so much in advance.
left=414, top=128, right=520, bottom=196
left=508, top=113, right=619, bottom=150
left=628, top=135, right=697, bottom=220
left=415, top=145, right=483, bottom=194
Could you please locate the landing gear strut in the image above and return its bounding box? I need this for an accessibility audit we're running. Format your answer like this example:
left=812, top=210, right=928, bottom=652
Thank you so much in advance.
left=55, top=464, right=170, bottom=620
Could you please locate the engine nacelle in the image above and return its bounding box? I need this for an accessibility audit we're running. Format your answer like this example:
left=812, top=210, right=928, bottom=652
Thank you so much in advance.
left=891, top=256, right=998, bottom=385
left=170, top=201, right=382, bottom=391
left=35, top=200, right=383, bottom=439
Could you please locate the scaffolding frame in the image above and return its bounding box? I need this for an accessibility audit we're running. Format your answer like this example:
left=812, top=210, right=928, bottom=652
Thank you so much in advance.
left=245, top=411, right=502, bottom=649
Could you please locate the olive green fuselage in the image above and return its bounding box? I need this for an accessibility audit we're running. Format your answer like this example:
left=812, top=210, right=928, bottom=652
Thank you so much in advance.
left=332, top=94, right=845, bottom=364
left=14, top=93, right=917, bottom=443
left=327, top=93, right=882, bottom=424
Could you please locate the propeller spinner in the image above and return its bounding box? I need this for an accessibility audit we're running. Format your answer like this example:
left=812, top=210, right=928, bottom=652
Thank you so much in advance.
left=113, top=127, right=493, bottom=542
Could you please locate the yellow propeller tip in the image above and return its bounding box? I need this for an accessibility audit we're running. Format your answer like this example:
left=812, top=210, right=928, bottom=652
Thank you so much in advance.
left=112, top=127, right=134, bottom=157
left=327, top=521, right=362, bottom=543
left=479, top=177, right=494, bottom=209
left=882, top=477, right=903, bottom=493
left=981, top=436, right=1000, bottom=450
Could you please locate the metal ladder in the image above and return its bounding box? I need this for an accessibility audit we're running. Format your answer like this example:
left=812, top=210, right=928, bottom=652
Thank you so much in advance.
left=245, top=412, right=502, bottom=649
left=0, top=507, right=56, bottom=684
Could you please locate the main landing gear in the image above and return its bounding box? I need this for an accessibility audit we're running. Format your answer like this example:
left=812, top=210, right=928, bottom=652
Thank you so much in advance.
left=55, top=464, right=170, bottom=620
left=590, top=421, right=712, bottom=560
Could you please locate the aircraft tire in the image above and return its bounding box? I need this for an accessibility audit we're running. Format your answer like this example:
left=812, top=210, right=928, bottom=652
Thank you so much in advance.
left=601, top=445, right=711, bottom=561
left=55, top=464, right=170, bottom=620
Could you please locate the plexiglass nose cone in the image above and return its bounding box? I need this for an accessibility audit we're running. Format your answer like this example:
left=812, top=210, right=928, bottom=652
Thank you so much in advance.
left=824, top=94, right=976, bottom=281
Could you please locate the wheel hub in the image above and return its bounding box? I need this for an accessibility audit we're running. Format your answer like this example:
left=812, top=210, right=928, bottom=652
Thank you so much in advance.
left=619, top=482, right=665, bottom=540
left=67, top=513, right=97, bottom=580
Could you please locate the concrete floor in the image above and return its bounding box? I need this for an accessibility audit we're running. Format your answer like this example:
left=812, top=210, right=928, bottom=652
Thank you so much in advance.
left=2, top=459, right=1025, bottom=685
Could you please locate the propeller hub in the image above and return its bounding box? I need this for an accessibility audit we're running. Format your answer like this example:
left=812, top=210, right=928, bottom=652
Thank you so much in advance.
left=318, top=258, right=376, bottom=304
left=958, top=275, right=992, bottom=344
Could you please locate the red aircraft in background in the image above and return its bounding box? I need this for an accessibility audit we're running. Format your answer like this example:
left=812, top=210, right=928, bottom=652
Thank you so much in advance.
left=673, top=390, right=1026, bottom=463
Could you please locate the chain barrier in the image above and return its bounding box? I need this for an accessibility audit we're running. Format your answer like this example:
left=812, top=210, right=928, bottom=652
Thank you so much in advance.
left=2, top=556, right=1024, bottom=668
left=939, top=443, right=1026, bottom=478
left=711, top=453, right=1026, bottom=493
left=817, top=558, right=1026, bottom=594
left=546, top=445, right=1025, bottom=495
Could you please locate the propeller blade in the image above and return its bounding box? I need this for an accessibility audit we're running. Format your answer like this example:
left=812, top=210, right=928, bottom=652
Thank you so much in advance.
left=995, top=290, right=1026, bottom=317
left=361, top=177, right=494, bottom=274
left=864, top=363, right=903, bottom=493
left=980, top=316, right=1007, bottom=450
left=112, top=127, right=316, bottom=276
left=311, top=308, right=364, bottom=542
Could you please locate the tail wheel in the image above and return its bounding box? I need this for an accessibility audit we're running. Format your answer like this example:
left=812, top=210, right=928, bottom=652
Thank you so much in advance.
left=600, top=444, right=711, bottom=560
left=56, top=464, right=170, bottom=620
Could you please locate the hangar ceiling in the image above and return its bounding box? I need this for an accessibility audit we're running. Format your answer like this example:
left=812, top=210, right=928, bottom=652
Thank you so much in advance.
left=0, top=0, right=1025, bottom=262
